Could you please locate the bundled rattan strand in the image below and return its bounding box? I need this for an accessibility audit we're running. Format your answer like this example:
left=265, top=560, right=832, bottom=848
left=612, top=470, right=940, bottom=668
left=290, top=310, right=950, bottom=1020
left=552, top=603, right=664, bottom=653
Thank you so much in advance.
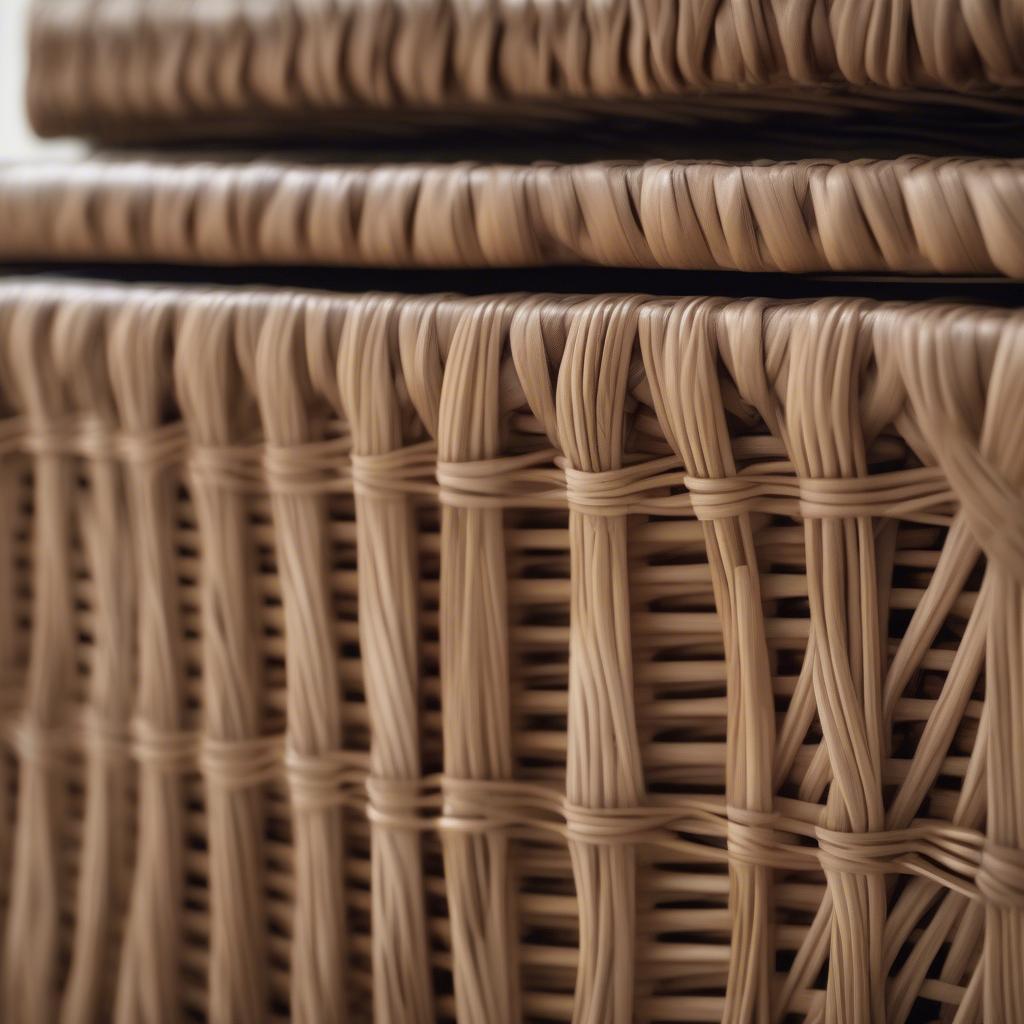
left=418, top=299, right=522, bottom=1023
left=641, top=298, right=776, bottom=1022
left=514, top=297, right=649, bottom=1021
left=254, top=296, right=348, bottom=1022
left=783, top=303, right=889, bottom=1023
left=174, top=298, right=269, bottom=1022
left=56, top=299, right=135, bottom=1024
left=336, top=297, right=433, bottom=1024
left=1, top=296, right=75, bottom=1022
left=559, top=299, right=647, bottom=1023
left=108, top=297, right=191, bottom=1024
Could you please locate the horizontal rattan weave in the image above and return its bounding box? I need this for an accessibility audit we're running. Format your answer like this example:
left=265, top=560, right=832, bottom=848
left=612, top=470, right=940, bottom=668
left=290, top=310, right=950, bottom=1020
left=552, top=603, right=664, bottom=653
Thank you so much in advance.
left=26, top=0, right=1024, bottom=139
left=2, top=157, right=1024, bottom=277
left=0, top=279, right=1022, bottom=1023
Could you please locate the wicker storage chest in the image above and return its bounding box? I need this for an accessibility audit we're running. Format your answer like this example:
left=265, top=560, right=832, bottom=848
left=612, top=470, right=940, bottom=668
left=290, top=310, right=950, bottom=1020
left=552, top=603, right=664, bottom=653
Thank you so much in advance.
left=2, top=1, right=1024, bottom=1022
left=1, top=279, right=1022, bottom=1023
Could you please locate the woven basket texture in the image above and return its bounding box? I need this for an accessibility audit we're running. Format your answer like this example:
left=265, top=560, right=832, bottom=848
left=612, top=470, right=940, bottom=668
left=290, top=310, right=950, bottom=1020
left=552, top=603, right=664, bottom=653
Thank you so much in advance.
left=0, top=279, right=1021, bottom=1024
left=25, top=0, right=1024, bottom=138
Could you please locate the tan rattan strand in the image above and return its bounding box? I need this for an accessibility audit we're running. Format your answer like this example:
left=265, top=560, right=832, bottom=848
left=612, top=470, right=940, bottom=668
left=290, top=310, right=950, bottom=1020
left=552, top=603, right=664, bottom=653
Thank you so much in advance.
left=0, top=279, right=1022, bottom=1023
left=1, top=157, right=1024, bottom=277
left=25, top=0, right=1024, bottom=138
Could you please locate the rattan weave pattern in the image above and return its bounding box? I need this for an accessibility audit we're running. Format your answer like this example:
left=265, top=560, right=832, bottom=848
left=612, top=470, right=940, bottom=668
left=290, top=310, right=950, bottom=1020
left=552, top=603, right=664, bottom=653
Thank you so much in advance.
left=25, top=0, right=1024, bottom=138
left=2, top=157, right=1024, bottom=277
left=0, top=279, right=1021, bottom=1023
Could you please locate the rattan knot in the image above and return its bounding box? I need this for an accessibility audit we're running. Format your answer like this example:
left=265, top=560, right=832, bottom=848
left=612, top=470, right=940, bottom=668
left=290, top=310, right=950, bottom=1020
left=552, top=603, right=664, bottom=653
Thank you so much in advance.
left=131, top=719, right=200, bottom=773
left=724, top=807, right=785, bottom=868
left=284, top=746, right=350, bottom=811
left=436, top=775, right=532, bottom=833
left=23, top=420, right=77, bottom=459
left=0, top=416, right=25, bottom=456
left=683, top=476, right=765, bottom=521
left=562, top=802, right=658, bottom=845
left=74, top=418, right=118, bottom=461
left=189, top=443, right=264, bottom=491
left=264, top=437, right=350, bottom=495
left=562, top=455, right=690, bottom=517
left=814, top=826, right=895, bottom=876
left=7, top=717, right=69, bottom=767
left=80, top=708, right=132, bottom=762
left=116, top=422, right=189, bottom=470
left=200, top=734, right=282, bottom=791
left=351, top=442, right=437, bottom=501
left=977, top=842, right=1024, bottom=909
left=436, top=449, right=562, bottom=509
left=367, top=775, right=434, bottom=829
left=797, top=467, right=954, bottom=521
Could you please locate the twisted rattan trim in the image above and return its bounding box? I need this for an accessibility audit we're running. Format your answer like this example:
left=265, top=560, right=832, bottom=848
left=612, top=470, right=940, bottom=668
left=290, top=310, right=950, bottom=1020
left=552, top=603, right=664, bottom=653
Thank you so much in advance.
left=1, top=157, right=1024, bottom=277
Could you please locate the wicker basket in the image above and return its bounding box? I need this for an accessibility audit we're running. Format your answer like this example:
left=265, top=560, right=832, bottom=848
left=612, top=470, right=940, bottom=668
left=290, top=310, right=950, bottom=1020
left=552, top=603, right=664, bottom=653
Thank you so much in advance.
left=5, top=0, right=1024, bottom=1020
left=1, top=278, right=1022, bottom=1023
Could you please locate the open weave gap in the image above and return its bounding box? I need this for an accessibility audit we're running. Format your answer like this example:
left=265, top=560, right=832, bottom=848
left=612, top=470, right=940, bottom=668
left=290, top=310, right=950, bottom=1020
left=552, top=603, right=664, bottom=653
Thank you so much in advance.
left=25, top=0, right=1024, bottom=139
left=0, top=280, right=1022, bottom=1023
left=2, top=157, right=1024, bottom=278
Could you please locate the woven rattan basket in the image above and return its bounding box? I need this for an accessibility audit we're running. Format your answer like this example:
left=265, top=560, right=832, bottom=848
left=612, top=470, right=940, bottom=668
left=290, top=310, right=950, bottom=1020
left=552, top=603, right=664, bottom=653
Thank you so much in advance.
left=1, top=278, right=1023, bottom=1024
left=4, top=0, right=1024, bottom=1022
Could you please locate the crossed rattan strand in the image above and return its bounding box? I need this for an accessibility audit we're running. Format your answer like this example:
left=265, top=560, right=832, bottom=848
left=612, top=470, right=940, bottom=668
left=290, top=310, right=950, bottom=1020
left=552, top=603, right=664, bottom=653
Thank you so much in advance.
left=2, top=157, right=1024, bottom=277
left=2, top=280, right=1024, bottom=1024
left=25, top=0, right=1024, bottom=137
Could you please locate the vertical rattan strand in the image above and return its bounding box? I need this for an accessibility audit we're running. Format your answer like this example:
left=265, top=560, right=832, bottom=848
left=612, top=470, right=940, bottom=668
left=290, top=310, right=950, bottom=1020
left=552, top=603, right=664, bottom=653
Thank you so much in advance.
left=254, top=297, right=348, bottom=1023
left=430, top=299, right=520, bottom=1024
left=558, top=298, right=645, bottom=1024
left=175, top=297, right=269, bottom=1023
left=57, top=301, right=135, bottom=1024
left=337, top=297, right=434, bottom=1024
left=785, top=302, right=887, bottom=1024
left=641, top=299, right=775, bottom=1023
left=1, top=297, right=73, bottom=1022
left=109, top=298, right=190, bottom=1024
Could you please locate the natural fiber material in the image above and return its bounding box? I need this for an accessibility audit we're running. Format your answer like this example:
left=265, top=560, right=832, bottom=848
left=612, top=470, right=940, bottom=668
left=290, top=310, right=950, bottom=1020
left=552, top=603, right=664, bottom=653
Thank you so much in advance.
left=1, top=278, right=1022, bottom=1022
left=26, top=0, right=1024, bottom=138
left=2, top=157, right=1024, bottom=277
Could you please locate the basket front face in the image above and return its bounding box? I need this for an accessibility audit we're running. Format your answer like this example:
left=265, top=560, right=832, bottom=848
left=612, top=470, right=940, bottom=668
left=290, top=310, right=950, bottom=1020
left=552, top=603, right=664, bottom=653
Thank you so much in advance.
left=0, top=283, right=1020, bottom=1024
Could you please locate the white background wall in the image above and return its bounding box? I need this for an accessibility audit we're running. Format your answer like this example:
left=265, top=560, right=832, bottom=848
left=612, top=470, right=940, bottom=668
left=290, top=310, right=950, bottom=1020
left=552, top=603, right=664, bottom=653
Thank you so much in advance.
left=1, top=0, right=82, bottom=158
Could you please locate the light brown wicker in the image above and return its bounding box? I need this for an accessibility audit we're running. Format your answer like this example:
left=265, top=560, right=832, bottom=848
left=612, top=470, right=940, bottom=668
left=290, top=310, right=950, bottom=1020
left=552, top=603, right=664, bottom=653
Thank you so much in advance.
left=2, top=157, right=1024, bottom=277
left=1, top=278, right=1021, bottom=1024
left=26, top=0, right=1024, bottom=139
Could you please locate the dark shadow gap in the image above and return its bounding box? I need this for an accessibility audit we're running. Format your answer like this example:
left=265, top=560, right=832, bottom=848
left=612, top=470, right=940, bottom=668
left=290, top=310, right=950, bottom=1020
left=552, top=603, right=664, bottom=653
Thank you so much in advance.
left=3, top=263, right=1022, bottom=307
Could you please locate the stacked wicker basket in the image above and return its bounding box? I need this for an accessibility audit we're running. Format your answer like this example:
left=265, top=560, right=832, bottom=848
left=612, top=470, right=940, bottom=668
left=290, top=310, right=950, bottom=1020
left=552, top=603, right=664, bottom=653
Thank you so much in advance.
left=1, top=2, right=1024, bottom=1023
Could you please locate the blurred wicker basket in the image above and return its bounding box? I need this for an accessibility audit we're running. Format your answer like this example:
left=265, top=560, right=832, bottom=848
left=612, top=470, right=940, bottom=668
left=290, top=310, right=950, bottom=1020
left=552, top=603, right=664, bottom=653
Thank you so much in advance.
left=25, top=0, right=1024, bottom=139
left=1, top=278, right=1022, bottom=1024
